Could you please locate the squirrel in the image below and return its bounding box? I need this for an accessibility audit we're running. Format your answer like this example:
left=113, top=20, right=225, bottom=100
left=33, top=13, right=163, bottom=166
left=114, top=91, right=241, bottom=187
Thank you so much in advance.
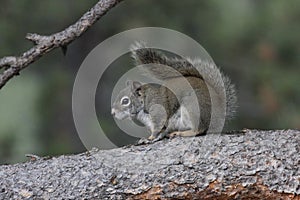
left=111, top=42, right=237, bottom=142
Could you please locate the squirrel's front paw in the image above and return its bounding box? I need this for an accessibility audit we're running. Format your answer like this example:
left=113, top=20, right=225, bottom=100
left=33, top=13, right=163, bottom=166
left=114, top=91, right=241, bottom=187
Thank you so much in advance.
left=136, top=135, right=162, bottom=145
left=137, top=136, right=155, bottom=145
left=148, top=135, right=156, bottom=140
left=137, top=138, right=148, bottom=145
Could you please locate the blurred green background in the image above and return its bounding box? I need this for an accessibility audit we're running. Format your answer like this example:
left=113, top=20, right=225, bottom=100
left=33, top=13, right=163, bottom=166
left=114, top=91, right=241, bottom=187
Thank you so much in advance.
left=0, top=0, right=299, bottom=164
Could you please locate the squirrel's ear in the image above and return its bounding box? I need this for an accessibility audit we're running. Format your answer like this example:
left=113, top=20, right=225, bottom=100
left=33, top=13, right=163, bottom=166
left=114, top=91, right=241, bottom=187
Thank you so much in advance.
left=132, top=81, right=142, bottom=89
left=126, top=80, right=142, bottom=91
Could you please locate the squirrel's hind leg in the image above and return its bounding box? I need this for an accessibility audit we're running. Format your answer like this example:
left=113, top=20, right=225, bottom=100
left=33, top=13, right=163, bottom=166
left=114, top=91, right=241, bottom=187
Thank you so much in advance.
left=169, top=129, right=206, bottom=138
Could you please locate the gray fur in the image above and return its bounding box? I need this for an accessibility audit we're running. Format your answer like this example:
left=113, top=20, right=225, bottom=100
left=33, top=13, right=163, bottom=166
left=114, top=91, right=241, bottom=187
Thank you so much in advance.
left=130, top=42, right=237, bottom=119
left=111, top=42, right=237, bottom=140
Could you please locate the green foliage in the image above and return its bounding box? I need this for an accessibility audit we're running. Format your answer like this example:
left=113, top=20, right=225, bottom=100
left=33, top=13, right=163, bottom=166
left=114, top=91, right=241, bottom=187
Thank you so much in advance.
left=0, top=73, right=41, bottom=163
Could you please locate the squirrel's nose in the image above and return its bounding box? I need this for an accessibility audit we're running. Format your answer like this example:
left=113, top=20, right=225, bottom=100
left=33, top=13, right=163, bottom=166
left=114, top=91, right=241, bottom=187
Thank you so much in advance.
left=111, top=108, right=116, bottom=116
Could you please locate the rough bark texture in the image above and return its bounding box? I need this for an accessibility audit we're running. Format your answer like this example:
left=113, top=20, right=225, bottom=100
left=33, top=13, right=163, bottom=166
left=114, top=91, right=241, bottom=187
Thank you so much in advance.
left=0, top=130, right=299, bottom=199
left=0, top=0, right=123, bottom=90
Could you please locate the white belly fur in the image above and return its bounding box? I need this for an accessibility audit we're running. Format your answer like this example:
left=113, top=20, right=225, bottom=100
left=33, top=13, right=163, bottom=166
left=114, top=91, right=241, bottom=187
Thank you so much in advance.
left=167, top=106, right=193, bottom=132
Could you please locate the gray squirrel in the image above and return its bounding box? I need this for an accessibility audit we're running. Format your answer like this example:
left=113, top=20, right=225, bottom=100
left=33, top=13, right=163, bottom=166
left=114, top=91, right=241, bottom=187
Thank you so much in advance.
left=111, top=42, right=237, bottom=142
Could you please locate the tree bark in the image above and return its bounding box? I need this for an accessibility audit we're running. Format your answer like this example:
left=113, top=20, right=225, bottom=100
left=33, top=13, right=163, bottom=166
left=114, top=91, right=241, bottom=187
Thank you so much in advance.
left=0, top=130, right=299, bottom=199
left=0, top=0, right=124, bottom=90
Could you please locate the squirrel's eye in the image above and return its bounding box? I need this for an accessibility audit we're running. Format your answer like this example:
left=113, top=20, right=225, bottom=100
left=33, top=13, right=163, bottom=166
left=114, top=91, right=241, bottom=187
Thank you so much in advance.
left=121, top=96, right=130, bottom=106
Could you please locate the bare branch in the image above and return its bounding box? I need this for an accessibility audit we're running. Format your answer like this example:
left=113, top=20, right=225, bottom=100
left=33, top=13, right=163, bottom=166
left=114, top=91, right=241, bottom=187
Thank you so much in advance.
left=0, top=0, right=124, bottom=90
left=0, top=57, right=17, bottom=69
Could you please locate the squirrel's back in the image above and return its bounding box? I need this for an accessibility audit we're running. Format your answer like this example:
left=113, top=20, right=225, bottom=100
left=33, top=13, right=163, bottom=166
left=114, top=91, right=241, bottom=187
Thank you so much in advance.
left=130, top=42, right=237, bottom=120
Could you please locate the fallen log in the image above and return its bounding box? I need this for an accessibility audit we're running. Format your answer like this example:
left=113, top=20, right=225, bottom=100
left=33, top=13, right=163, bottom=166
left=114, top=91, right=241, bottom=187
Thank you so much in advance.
left=0, top=130, right=299, bottom=199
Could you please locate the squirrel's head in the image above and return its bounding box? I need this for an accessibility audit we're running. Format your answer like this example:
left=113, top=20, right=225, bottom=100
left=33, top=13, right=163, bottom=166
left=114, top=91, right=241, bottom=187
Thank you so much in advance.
left=111, top=80, right=144, bottom=120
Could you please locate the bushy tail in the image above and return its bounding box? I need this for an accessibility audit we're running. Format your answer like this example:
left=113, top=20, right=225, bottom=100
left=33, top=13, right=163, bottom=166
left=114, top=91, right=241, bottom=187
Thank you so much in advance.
left=130, top=42, right=203, bottom=80
left=130, top=42, right=237, bottom=119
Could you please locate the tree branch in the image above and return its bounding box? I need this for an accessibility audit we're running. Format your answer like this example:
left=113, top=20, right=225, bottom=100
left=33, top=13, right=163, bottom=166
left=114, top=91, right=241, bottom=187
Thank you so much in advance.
left=0, top=130, right=299, bottom=199
left=0, top=0, right=124, bottom=90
